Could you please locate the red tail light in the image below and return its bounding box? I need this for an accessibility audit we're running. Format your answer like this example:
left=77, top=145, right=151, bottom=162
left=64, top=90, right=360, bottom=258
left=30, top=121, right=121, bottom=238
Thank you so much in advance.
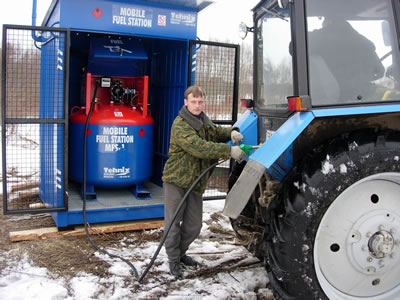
left=287, top=96, right=307, bottom=111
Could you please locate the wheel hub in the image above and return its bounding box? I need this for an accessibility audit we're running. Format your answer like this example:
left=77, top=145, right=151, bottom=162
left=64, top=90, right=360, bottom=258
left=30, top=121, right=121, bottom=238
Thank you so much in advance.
left=348, top=211, right=399, bottom=277
left=314, top=173, right=400, bottom=299
left=368, top=230, right=394, bottom=258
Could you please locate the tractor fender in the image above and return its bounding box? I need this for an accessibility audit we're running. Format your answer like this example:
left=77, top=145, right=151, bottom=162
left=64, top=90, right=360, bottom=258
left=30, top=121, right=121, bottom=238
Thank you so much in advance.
left=224, top=104, right=400, bottom=219
left=223, top=111, right=315, bottom=219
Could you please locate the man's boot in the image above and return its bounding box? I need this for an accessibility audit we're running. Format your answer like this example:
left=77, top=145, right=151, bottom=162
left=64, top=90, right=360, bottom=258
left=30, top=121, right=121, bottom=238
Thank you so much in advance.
left=180, top=255, right=198, bottom=266
left=169, top=261, right=182, bottom=277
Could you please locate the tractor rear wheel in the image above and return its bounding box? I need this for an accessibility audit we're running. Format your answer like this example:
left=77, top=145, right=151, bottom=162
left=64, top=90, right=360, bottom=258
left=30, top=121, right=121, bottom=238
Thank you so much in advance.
left=265, top=130, right=400, bottom=299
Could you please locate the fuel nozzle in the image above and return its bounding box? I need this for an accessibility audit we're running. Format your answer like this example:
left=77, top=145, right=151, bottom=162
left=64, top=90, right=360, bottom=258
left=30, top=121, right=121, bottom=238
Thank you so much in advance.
left=239, top=144, right=260, bottom=156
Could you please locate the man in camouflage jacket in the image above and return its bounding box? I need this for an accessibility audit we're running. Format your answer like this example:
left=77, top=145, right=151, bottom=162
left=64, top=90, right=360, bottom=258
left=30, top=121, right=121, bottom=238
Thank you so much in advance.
left=162, top=85, right=246, bottom=277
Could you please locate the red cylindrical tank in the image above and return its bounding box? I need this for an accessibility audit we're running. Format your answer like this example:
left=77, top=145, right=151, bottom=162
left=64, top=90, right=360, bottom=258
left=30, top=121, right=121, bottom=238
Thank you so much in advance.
left=69, top=101, right=154, bottom=188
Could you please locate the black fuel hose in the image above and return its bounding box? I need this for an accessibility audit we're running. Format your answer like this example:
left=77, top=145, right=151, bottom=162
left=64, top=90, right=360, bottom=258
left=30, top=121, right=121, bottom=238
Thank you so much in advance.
left=138, top=159, right=223, bottom=282
left=82, top=80, right=139, bottom=278
left=81, top=84, right=225, bottom=281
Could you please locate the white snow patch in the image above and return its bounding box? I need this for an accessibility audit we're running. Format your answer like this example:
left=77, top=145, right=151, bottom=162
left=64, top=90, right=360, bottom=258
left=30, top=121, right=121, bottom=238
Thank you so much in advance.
left=70, top=273, right=102, bottom=299
left=0, top=200, right=270, bottom=300
left=302, top=274, right=313, bottom=285
left=348, top=141, right=359, bottom=151
left=347, top=160, right=356, bottom=168
left=308, top=186, right=319, bottom=197
left=0, top=254, right=68, bottom=300
left=321, top=155, right=335, bottom=175
left=304, top=202, right=315, bottom=217
left=339, top=163, right=347, bottom=174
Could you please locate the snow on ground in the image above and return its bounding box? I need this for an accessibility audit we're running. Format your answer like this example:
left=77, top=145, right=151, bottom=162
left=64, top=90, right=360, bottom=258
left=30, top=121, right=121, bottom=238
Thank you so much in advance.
left=0, top=200, right=271, bottom=299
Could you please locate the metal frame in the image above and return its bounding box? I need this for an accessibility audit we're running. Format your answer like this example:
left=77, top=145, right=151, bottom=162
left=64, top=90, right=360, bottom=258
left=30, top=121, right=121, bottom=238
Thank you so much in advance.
left=252, top=0, right=294, bottom=118
left=188, top=39, right=240, bottom=200
left=188, top=40, right=240, bottom=125
left=2, top=24, right=70, bottom=214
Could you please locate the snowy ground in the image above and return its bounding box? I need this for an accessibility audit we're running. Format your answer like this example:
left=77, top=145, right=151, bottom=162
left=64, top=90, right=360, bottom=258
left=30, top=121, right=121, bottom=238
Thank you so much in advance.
left=0, top=200, right=272, bottom=300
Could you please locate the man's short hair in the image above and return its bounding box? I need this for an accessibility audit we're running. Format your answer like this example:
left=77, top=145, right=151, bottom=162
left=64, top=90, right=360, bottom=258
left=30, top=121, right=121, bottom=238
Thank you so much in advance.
left=184, top=85, right=206, bottom=99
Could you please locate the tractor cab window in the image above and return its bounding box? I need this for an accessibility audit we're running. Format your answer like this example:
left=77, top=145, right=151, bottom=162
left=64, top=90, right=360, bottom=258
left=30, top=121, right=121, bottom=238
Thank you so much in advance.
left=306, top=0, right=400, bottom=105
left=256, top=5, right=292, bottom=109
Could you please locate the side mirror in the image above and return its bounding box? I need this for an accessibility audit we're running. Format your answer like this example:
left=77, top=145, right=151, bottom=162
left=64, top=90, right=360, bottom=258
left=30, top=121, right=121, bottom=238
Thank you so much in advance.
left=238, top=22, right=254, bottom=40
left=239, top=22, right=249, bottom=40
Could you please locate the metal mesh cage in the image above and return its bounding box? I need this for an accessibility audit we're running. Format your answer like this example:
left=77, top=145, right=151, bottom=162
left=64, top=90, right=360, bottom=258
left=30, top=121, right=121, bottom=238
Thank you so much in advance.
left=2, top=25, right=68, bottom=214
left=189, top=41, right=239, bottom=200
left=191, top=41, right=239, bottom=123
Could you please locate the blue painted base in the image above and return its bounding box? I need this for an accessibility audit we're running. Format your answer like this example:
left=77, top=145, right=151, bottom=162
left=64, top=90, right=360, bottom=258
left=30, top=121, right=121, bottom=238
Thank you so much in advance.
left=80, top=184, right=97, bottom=201
left=132, top=183, right=151, bottom=200
left=51, top=181, right=164, bottom=228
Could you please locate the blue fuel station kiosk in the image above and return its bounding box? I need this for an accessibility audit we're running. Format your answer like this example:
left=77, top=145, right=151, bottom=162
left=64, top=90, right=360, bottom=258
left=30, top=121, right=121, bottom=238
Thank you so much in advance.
left=2, top=0, right=241, bottom=228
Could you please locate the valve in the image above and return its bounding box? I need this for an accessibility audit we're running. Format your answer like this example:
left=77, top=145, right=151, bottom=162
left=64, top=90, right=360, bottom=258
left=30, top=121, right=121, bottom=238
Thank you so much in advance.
left=110, top=80, right=125, bottom=102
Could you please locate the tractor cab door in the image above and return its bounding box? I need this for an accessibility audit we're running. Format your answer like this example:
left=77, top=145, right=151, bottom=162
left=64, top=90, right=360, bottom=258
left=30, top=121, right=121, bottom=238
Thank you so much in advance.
left=2, top=25, right=70, bottom=214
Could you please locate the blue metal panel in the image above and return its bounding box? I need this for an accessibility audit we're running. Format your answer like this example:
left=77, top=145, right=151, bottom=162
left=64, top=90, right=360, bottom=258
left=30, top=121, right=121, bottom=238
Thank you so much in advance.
left=312, top=104, right=400, bottom=117
left=90, top=37, right=148, bottom=60
left=66, top=205, right=164, bottom=225
left=244, top=104, right=400, bottom=180
left=151, top=39, right=188, bottom=185
left=267, top=144, right=293, bottom=181
left=232, top=110, right=258, bottom=147
left=140, top=0, right=213, bottom=11
left=43, top=0, right=61, bottom=27
left=54, top=0, right=198, bottom=39
left=250, top=111, right=314, bottom=169
left=51, top=204, right=164, bottom=227
left=249, top=105, right=400, bottom=177
left=39, top=33, right=66, bottom=209
left=227, top=110, right=258, bottom=156
left=87, top=37, right=148, bottom=76
left=189, top=43, right=197, bottom=85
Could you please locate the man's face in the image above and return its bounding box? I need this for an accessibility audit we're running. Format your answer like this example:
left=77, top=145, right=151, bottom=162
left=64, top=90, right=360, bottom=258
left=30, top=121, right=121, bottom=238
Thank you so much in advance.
left=184, top=93, right=205, bottom=116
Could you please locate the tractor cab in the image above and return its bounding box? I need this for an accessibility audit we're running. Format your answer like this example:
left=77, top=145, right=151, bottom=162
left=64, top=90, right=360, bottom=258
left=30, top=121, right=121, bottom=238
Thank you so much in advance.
left=226, top=1, right=400, bottom=298
left=253, top=0, right=400, bottom=114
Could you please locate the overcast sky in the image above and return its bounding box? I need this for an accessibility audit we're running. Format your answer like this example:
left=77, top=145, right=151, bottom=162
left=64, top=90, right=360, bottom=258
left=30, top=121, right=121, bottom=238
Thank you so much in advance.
left=197, top=0, right=258, bottom=43
left=0, top=0, right=258, bottom=43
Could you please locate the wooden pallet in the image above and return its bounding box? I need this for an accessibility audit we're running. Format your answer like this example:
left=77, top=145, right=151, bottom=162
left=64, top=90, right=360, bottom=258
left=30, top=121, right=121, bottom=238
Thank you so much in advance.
left=9, top=218, right=164, bottom=242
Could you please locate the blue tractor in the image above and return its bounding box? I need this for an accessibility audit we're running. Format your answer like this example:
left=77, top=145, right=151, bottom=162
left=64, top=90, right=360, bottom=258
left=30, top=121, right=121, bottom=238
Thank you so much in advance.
left=225, top=0, right=400, bottom=298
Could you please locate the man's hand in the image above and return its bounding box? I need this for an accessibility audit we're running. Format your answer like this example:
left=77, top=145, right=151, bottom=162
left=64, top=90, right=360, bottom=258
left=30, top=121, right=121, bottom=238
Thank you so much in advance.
left=231, top=130, right=244, bottom=145
left=230, top=146, right=246, bottom=161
